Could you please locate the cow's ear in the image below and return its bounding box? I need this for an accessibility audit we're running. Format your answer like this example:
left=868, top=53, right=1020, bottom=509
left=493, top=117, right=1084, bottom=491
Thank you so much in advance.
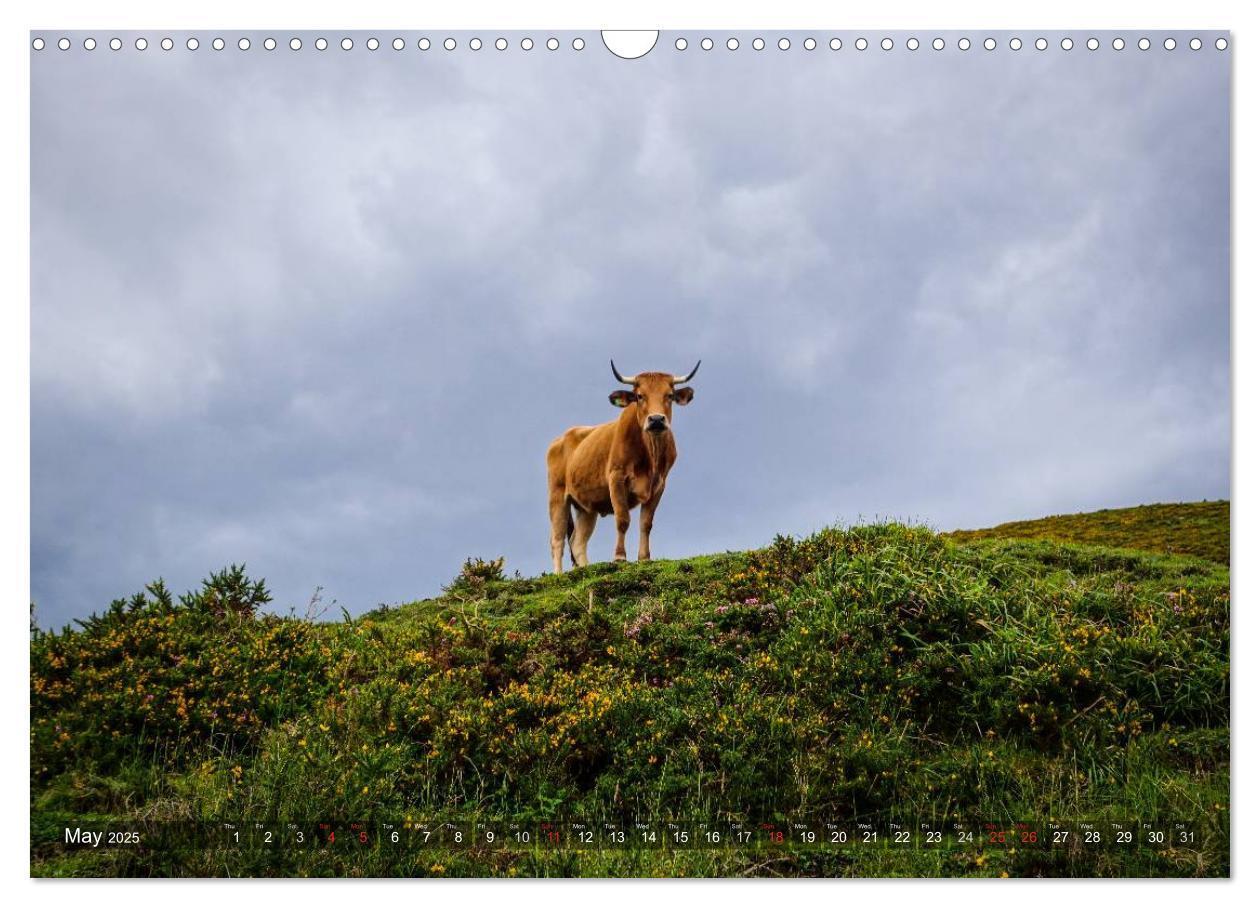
left=673, top=386, right=695, bottom=406
left=609, top=390, right=636, bottom=408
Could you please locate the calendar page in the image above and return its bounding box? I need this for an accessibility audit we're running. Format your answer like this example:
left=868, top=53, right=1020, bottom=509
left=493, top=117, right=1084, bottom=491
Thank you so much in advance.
left=28, top=27, right=1230, bottom=879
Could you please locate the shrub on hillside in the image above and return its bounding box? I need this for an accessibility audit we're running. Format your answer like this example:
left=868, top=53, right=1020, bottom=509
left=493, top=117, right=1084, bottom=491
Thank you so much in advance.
left=30, top=568, right=332, bottom=780
left=444, top=556, right=508, bottom=595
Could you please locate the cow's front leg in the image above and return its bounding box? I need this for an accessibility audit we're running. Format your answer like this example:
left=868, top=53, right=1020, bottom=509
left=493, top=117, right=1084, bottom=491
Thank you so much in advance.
left=638, top=482, right=666, bottom=561
left=609, top=476, right=632, bottom=562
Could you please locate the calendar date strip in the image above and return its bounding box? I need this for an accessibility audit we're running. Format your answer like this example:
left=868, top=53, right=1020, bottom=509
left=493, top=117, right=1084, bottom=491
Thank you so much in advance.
left=51, top=818, right=1207, bottom=851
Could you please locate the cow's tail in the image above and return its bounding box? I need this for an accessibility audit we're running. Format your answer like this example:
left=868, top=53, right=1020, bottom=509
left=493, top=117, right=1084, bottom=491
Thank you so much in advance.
left=566, top=504, right=577, bottom=566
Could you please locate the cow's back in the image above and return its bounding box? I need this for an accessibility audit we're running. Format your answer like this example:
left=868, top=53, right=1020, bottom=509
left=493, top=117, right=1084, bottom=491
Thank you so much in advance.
left=547, top=421, right=617, bottom=514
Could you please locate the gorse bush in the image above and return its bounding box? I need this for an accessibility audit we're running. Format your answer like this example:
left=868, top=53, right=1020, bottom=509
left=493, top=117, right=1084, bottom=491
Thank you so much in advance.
left=30, top=510, right=1229, bottom=878
left=443, top=556, right=508, bottom=595
left=191, top=565, right=272, bottom=620
left=31, top=567, right=330, bottom=780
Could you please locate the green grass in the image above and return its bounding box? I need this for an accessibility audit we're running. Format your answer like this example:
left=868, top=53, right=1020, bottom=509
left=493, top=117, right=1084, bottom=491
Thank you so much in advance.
left=30, top=504, right=1230, bottom=878
left=948, top=501, right=1230, bottom=565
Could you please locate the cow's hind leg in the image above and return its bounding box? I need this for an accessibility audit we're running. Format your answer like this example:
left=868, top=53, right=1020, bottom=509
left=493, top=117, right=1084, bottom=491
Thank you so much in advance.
left=549, top=490, right=571, bottom=574
left=570, top=507, right=598, bottom=567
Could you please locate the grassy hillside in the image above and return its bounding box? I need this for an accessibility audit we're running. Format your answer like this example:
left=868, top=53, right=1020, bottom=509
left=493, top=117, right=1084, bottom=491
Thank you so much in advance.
left=949, top=501, right=1229, bottom=565
left=30, top=507, right=1230, bottom=878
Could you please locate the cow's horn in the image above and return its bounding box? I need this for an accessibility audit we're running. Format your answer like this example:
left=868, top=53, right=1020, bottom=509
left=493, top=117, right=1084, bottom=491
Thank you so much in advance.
left=673, top=360, right=701, bottom=384
left=610, top=360, right=636, bottom=385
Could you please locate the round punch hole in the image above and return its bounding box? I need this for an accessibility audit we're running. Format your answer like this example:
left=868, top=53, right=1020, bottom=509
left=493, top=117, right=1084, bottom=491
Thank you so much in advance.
left=546, top=37, right=559, bottom=50
left=573, top=37, right=585, bottom=50
left=264, top=37, right=277, bottom=51
left=186, top=37, right=198, bottom=51
left=85, top=37, right=97, bottom=50
left=1164, top=38, right=1176, bottom=50
left=1010, top=37, right=1022, bottom=51
left=1215, top=37, right=1228, bottom=50
left=213, top=37, right=224, bottom=50
left=367, top=37, right=381, bottom=50
left=906, top=37, right=919, bottom=50
left=676, top=37, right=687, bottom=50
left=701, top=37, right=713, bottom=50
left=161, top=37, right=174, bottom=51
left=417, top=38, right=430, bottom=50
left=444, top=38, right=456, bottom=51
left=1190, top=37, right=1202, bottom=50
left=1061, top=37, right=1074, bottom=50
left=601, top=31, right=660, bottom=60
left=778, top=38, right=790, bottom=50
left=856, top=37, right=868, bottom=51
left=521, top=38, right=533, bottom=50
left=343, top=37, right=355, bottom=51
left=1036, top=37, right=1048, bottom=50
left=495, top=38, right=507, bottom=50
left=136, top=37, right=148, bottom=50
left=395, top=38, right=407, bottom=51
left=468, top=38, right=481, bottom=51
left=804, top=37, right=817, bottom=50
left=1113, top=37, right=1125, bottom=50
left=1087, top=37, right=1099, bottom=50
left=238, top=37, right=250, bottom=50
left=983, top=37, right=996, bottom=51
left=32, top=37, right=44, bottom=50
left=110, top=37, right=122, bottom=50
left=1138, top=37, right=1150, bottom=50
left=290, top=38, right=302, bottom=51
left=829, top=38, right=841, bottom=50
left=753, top=37, right=765, bottom=50
left=958, top=37, right=971, bottom=50
left=315, top=37, right=328, bottom=50
left=727, top=37, right=739, bottom=50
left=932, top=37, right=945, bottom=51
left=881, top=37, right=893, bottom=50
left=58, top=37, right=71, bottom=50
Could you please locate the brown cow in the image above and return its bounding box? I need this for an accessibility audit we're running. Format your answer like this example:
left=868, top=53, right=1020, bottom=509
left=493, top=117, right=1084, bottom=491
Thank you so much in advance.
left=546, top=360, right=700, bottom=573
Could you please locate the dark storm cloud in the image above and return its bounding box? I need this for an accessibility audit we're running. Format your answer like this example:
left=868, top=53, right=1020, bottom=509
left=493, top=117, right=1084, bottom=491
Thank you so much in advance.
left=31, top=32, right=1230, bottom=626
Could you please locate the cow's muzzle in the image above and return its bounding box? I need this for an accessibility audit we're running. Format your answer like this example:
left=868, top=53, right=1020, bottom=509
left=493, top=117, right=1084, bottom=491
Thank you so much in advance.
left=645, top=414, right=669, bottom=434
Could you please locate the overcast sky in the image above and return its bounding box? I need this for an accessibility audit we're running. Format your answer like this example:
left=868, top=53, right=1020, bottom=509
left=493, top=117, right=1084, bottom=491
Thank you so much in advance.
left=31, top=31, right=1230, bottom=626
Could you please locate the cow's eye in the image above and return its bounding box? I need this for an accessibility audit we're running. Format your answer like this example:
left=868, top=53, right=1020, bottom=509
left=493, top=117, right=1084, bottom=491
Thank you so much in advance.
left=665, top=392, right=674, bottom=401
left=634, top=393, right=643, bottom=402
